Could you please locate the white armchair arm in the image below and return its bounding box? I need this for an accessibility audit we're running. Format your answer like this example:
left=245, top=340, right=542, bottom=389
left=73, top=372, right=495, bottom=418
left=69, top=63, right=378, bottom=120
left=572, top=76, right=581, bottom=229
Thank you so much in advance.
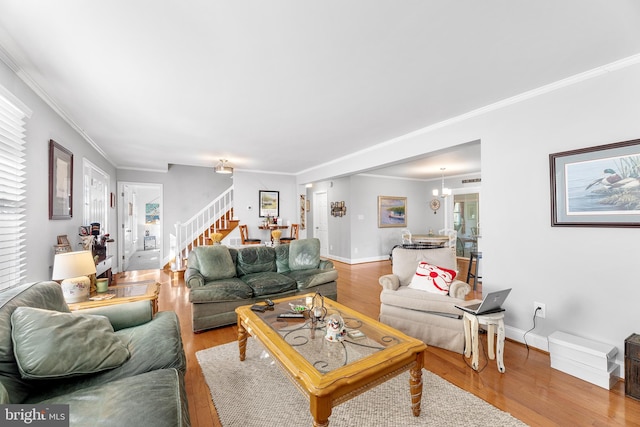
left=379, top=274, right=401, bottom=291
left=449, top=279, right=471, bottom=300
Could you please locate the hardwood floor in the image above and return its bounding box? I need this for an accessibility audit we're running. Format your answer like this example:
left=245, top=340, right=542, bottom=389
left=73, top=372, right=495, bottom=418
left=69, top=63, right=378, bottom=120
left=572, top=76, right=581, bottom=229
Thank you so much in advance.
left=115, top=261, right=640, bottom=427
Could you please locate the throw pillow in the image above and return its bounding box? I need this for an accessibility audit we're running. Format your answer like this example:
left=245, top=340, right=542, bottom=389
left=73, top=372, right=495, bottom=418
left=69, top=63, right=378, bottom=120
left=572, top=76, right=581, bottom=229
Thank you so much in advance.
left=11, top=307, right=130, bottom=380
left=408, top=261, right=457, bottom=295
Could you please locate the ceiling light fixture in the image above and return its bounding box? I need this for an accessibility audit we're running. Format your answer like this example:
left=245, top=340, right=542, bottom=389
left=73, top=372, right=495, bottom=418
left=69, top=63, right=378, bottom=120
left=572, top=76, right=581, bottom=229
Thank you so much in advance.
left=432, top=167, right=451, bottom=198
left=215, top=159, right=233, bottom=174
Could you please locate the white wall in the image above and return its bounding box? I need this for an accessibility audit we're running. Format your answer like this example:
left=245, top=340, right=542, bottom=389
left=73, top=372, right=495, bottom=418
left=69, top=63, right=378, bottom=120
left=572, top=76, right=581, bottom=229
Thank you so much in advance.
left=0, top=60, right=118, bottom=282
left=232, top=171, right=297, bottom=242
left=116, top=164, right=232, bottom=262
left=298, top=60, right=640, bottom=368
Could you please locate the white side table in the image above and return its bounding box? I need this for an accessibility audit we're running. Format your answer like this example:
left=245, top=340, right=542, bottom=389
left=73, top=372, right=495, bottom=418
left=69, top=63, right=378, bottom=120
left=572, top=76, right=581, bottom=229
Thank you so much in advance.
left=463, top=311, right=506, bottom=373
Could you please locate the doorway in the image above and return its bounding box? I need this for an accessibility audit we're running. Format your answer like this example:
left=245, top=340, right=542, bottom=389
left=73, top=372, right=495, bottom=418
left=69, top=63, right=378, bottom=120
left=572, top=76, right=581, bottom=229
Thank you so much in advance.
left=453, top=189, right=480, bottom=257
left=313, top=191, right=329, bottom=257
left=117, top=182, right=163, bottom=272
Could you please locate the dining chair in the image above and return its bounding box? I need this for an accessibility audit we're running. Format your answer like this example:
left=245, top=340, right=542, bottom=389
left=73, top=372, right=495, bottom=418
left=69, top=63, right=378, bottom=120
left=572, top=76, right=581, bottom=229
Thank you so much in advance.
left=280, top=224, right=299, bottom=243
left=239, top=225, right=261, bottom=245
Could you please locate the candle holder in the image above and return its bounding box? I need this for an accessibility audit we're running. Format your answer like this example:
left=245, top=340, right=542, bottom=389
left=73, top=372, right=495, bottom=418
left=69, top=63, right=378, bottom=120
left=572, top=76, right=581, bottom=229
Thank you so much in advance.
left=310, top=291, right=327, bottom=322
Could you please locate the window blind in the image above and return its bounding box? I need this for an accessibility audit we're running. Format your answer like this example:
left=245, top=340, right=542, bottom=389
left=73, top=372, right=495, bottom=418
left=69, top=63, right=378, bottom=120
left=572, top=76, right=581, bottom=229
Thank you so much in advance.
left=0, top=89, right=30, bottom=290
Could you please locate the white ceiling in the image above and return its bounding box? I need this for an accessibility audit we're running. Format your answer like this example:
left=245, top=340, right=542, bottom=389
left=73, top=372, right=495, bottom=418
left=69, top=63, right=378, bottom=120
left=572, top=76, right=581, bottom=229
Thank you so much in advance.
left=0, top=1, right=639, bottom=180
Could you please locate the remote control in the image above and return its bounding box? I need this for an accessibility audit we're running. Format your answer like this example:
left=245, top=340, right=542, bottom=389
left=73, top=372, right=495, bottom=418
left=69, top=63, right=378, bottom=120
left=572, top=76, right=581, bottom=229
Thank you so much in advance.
left=278, top=313, right=305, bottom=318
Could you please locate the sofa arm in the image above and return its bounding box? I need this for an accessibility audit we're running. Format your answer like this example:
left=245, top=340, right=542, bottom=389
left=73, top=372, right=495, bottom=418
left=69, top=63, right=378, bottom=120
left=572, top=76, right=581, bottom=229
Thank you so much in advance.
left=319, top=259, right=334, bottom=269
left=379, top=274, right=401, bottom=291
left=77, top=300, right=153, bottom=331
left=185, top=268, right=204, bottom=288
left=449, top=279, right=471, bottom=300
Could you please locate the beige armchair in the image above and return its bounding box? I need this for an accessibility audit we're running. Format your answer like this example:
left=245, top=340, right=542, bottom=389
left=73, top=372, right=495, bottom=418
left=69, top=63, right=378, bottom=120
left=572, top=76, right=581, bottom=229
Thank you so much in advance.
left=379, top=246, right=471, bottom=353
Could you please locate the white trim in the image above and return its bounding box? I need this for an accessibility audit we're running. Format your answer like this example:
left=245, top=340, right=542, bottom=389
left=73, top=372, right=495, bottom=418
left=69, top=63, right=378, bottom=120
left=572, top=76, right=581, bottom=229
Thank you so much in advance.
left=297, top=53, right=640, bottom=178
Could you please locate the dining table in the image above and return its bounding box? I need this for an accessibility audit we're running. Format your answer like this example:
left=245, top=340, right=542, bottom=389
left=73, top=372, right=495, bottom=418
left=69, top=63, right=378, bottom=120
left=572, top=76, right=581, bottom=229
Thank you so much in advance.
left=411, top=234, right=449, bottom=247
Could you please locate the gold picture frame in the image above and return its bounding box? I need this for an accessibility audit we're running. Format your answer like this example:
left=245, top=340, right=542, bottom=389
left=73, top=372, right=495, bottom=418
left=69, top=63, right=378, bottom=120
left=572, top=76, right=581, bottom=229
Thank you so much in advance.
left=378, top=196, right=407, bottom=228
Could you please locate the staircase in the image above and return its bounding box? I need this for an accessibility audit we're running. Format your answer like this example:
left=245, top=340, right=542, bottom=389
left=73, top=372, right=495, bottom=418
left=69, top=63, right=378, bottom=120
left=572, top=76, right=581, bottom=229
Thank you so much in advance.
left=167, top=185, right=235, bottom=272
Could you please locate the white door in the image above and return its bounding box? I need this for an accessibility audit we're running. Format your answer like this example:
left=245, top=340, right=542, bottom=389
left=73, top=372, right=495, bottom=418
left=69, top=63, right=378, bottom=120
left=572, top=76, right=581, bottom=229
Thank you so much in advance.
left=117, top=183, right=135, bottom=271
left=313, top=191, right=329, bottom=257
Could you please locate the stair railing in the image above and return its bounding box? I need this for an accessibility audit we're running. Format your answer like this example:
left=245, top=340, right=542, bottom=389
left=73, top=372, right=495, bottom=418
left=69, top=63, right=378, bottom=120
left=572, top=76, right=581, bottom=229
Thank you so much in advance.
left=171, top=185, right=233, bottom=269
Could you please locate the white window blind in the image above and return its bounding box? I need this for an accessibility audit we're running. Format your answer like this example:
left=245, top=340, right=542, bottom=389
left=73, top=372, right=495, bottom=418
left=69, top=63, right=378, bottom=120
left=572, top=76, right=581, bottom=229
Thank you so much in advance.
left=0, top=88, right=31, bottom=290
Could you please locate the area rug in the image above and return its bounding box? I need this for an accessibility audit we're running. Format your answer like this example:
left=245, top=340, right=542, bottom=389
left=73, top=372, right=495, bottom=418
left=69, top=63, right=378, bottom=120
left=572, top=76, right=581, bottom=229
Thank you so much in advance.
left=196, top=339, right=527, bottom=427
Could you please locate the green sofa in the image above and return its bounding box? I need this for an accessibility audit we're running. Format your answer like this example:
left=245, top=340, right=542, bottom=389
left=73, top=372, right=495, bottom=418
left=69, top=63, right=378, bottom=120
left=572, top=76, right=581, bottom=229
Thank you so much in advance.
left=0, top=281, right=190, bottom=426
left=186, top=238, right=338, bottom=332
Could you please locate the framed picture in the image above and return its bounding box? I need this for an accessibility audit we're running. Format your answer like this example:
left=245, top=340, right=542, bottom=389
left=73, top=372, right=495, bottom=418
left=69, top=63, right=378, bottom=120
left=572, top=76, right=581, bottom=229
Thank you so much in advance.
left=48, top=140, right=73, bottom=220
left=259, top=190, right=279, bottom=217
left=550, top=138, right=640, bottom=227
left=145, top=203, right=160, bottom=224
left=378, top=196, right=407, bottom=228
left=110, top=192, right=116, bottom=209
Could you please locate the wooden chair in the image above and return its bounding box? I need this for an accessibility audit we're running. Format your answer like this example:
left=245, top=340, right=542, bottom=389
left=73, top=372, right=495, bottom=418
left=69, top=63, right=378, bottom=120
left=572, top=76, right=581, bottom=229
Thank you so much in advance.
left=280, top=224, right=299, bottom=243
left=239, top=225, right=261, bottom=245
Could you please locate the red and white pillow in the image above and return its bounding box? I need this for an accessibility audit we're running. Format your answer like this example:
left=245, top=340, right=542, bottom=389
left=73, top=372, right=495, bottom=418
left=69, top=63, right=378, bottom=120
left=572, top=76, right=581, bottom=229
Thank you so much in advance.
left=408, top=261, right=457, bottom=295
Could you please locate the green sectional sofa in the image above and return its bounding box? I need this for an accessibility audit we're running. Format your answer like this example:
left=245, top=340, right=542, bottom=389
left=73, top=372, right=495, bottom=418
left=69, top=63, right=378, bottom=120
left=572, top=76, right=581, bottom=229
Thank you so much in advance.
left=0, top=281, right=190, bottom=426
left=185, top=238, right=338, bottom=332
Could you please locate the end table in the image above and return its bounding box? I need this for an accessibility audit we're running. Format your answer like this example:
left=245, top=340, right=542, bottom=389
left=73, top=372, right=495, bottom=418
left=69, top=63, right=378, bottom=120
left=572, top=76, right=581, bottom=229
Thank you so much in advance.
left=463, top=310, right=506, bottom=373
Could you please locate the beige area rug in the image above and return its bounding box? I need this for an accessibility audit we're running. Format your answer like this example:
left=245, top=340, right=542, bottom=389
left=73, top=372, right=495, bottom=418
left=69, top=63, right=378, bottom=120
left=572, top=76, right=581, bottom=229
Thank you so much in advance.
left=196, top=339, right=527, bottom=427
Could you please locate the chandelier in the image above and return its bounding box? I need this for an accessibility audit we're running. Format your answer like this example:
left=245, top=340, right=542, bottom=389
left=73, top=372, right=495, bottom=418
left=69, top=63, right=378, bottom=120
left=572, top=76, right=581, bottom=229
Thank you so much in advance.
left=432, top=167, right=451, bottom=198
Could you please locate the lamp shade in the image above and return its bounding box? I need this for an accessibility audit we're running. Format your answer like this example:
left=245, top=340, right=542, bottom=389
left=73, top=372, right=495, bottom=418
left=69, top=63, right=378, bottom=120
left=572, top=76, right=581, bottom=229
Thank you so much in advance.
left=52, top=251, right=96, bottom=279
left=52, top=251, right=97, bottom=304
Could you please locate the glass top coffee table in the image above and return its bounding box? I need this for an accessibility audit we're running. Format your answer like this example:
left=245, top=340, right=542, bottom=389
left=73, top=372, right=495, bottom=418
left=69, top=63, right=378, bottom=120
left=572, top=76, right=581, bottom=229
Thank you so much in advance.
left=235, top=293, right=427, bottom=427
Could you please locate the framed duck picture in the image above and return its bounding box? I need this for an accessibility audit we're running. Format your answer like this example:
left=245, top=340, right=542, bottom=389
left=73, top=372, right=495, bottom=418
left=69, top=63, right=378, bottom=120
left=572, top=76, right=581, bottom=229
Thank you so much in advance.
left=550, top=138, right=640, bottom=227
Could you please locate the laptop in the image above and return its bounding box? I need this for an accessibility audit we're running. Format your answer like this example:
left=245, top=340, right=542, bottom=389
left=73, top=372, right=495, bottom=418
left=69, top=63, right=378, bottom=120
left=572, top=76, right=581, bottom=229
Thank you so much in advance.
left=455, top=288, right=512, bottom=315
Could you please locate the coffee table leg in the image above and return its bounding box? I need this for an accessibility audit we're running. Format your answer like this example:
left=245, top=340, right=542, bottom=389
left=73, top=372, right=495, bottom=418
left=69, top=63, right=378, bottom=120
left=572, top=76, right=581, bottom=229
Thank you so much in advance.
left=237, top=320, right=247, bottom=361
left=410, top=351, right=424, bottom=416
left=310, top=395, right=331, bottom=427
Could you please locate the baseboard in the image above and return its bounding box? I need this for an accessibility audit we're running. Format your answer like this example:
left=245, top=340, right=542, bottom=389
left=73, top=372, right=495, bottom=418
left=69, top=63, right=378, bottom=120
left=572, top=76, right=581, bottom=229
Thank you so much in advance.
left=324, top=254, right=389, bottom=265
left=505, top=325, right=549, bottom=352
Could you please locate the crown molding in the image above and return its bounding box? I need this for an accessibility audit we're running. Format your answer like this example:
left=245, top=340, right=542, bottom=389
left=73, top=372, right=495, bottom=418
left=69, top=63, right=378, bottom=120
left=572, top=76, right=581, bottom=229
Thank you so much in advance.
left=297, top=53, right=640, bottom=178
left=0, top=42, right=115, bottom=167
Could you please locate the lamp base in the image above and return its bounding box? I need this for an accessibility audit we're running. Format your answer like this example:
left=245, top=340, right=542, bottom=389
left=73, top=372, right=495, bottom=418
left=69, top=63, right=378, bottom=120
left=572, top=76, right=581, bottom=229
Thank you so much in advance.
left=61, top=276, right=91, bottom=303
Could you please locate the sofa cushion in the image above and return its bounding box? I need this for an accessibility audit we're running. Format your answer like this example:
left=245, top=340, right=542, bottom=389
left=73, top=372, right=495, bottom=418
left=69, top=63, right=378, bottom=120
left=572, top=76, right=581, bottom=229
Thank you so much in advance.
left=408, top=262, right=457, bottom=295
left=25, top=311, right=186, bottom=403
left=274, top=244, right=290, bottom=273
left=189, top=279, right=254, bottom=303
left=380, top=286, right=466, bottom=316
left=241, top=272, right=297, bottom=296
left=0, top=382, right=8, bottom=404
left=285, top=269, right=338, bottom=290
left=289, top=238, right=321, bottom=271
left=192, top=246, right=237, bottom=281
left=11, top=307, right=130, bottom=380
left=38, top=368, right=190, bottom=427
left=236, top=246, right=277, bottom=276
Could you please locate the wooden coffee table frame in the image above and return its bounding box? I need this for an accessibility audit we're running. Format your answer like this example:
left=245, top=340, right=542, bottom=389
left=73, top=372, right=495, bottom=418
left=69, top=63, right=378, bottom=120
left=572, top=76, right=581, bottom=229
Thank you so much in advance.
left=67, top=280, right=160, bottom=314
left=236, top=294, right=426, bottom=427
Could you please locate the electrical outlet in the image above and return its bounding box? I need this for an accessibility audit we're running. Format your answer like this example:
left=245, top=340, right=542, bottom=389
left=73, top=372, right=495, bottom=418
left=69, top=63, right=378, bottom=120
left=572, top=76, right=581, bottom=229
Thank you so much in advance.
left=534, top=302, right=546, bottom=318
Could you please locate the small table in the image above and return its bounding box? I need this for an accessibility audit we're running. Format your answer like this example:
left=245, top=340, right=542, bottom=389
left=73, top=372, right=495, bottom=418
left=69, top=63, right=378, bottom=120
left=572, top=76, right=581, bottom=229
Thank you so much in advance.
left=67, top=280, right=161, bottom=315
left=236, top=294, right=427, bottom=426
left=463, top=310, right=506, bottom=373
left=144, top=235, right=156, bottom=250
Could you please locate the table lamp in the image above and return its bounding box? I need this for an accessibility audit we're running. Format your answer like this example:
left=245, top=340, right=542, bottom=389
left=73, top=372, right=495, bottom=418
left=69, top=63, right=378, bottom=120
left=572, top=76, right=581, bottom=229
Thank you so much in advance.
left=52, top=251, right=97, bottom=303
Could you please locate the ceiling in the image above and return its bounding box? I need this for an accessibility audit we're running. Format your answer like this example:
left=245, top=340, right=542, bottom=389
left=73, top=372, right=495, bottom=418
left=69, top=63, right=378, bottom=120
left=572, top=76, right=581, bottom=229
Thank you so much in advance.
left=0, top=1, right=639, bottom=180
